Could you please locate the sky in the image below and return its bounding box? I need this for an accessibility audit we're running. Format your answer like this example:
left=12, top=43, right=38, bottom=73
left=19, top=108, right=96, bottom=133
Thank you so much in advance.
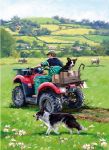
left=0, top=0, right=109, bottom=22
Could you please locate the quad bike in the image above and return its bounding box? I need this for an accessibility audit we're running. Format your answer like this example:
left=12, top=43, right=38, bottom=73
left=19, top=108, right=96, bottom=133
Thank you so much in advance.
left=12, top=64, right=86, bottom=113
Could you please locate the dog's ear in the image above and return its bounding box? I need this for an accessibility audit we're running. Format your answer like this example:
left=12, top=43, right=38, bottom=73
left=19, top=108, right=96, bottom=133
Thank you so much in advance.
left=67, top=57, right=71, bottom=61
left=72, top=58, right=77, bottom=63
left=72, top=58, right=77, bottom=61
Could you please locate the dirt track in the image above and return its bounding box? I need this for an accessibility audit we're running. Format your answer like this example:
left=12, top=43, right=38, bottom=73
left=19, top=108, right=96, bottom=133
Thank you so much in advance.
left=63, top=107, right=109, bottom=123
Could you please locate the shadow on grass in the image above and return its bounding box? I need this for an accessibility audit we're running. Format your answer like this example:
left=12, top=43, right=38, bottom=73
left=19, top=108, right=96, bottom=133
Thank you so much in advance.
left=31, top=131, right=98, bottom=137
left=8, top=103, right=39, bottom=112
left=86, top=65, right=105, bottom=67
left=1, top=131, right=13, bottom=138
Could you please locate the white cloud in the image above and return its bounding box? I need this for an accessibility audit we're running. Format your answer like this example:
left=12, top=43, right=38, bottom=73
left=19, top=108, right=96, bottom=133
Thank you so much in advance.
left=0, top=0, right=109, bottom=21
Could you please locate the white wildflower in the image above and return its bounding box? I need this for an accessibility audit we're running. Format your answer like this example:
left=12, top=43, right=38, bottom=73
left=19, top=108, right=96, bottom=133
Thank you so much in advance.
left=9, top=142, right=16, bottom=148
left=10, top=138, right=16, bottom=142
left=100, top=141, right=107, bottom=147
left=61, top=139, right=64, bottom=143
left=100, top=138, right=106, bottom=142
left=12, top=128, right=18, bottom=132
left=64, top=138, right=68, bottom=141
left=88, top=125, right=95, bottom=128
left=5, top=135, right=10, bottom=139
left=92, top=142, right=98, bottom=146
left=3, top=128, right=9, bottom=132
left=15, top=129, right=26, bottom=136
left=17, top=142, right=26, bottom=149
left=82, top=144, right=94, bottom=150
left=5, top=125, right=10, bottom=128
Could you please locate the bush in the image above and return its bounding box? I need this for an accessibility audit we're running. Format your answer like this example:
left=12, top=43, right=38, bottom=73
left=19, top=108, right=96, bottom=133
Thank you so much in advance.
left=20, top=50, right=44, bottom=58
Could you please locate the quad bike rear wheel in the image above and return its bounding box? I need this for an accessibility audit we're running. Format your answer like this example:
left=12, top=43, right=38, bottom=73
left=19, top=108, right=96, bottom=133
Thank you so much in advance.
left=39, top=92, right=62, bottom=113
left=12, top=85, right=25, bottom=107
left=68, top=88, right=84, bottom=109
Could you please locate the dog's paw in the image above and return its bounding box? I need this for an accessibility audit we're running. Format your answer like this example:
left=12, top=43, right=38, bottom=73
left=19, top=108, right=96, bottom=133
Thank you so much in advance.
left=45, top=132, right=49, bottom=135
left=77, top=131, right=80, bottom=134
left=55, top=132, right=60, bottom=135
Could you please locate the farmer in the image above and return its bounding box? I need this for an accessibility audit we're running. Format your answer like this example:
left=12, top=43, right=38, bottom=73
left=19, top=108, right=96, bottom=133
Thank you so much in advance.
left=37, top=50, right=63, bottom=68
left=34, top=50, right=63, bottom=95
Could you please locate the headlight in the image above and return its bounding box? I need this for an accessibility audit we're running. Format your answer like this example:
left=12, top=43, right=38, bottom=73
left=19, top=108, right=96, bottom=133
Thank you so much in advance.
left=59, top=87, right=66, bottom=93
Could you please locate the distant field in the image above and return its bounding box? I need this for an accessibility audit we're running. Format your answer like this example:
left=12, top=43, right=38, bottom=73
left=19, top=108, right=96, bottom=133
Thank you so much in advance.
left=84, top=35, right=109, bottom=43
left=14, top=36, right=43, bottom=46
left=52, top=28, right=95, bottom=35
left=3, top=21, right=109, bottom=48
left=61, top=24, right=91, bottom=28
left=5, top=28, right=18, bottom=35
left=37, top=35, right=98, bottom=46
left=23, top=17, right=60, bottom=24
left=41, top=24, right=61, bottom=31
left=37, top=35, right=72, bottom=43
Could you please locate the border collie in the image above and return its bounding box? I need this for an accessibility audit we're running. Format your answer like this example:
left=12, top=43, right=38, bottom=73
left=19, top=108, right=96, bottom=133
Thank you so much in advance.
left=60, top=57, right=77, bottom=72
left=33, top=110, right=86, bottom=135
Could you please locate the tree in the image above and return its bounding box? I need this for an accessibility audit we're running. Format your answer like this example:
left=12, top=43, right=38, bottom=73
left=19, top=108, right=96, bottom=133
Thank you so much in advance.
left=101, top=40, right=109, bottom=55
left=1, top=28, right=16, bottom=57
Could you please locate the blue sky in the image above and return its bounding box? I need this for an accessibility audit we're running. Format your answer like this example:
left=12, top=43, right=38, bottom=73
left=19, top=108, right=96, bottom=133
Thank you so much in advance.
left=0, top=0, right=109, bottom=21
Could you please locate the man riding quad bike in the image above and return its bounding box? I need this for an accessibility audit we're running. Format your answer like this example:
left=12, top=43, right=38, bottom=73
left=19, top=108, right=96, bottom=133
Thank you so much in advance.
left=12, top=51, right=86, bottom=113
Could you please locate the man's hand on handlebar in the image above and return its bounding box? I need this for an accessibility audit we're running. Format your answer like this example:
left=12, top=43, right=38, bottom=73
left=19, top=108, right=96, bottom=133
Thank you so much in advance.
left=36, top=64, right=41, bottom=68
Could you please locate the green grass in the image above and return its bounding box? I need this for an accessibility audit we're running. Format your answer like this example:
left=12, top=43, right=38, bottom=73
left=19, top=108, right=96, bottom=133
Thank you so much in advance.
left=15, top=36, right=43, bottom=45
left=37, top=35, right=98, bottom=46
left=52, top=28, right=95, bottom=36
left=41, top=24, right=61, bottom=31
left=84, top=35, right=109, bottom=43
left=23, top=17, right=60, bottom=24
left=1, top=57, right=109, bottom=150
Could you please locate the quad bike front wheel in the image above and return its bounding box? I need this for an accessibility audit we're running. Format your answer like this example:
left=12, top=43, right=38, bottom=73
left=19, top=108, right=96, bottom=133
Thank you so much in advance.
left=38, top=92, right=62, bottom=113
left=12, top=85, right=25, bottom=107
left=68, top=88, right=84, bottom=109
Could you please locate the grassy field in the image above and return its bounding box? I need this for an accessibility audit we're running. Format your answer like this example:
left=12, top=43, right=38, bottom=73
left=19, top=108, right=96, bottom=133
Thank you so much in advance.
left=15, top=36, right=37, bottom=45
left=52, top=28, right=95, bottom=35
left=1, top=57, right=109, bottom=150
left=41, top=25, right=61, bottom=31
left=84, top=35, right=109, bottom=43
left=37, top=35, right=98, bottom=45
left=23, top=17, right=60, bottom=24
left=3, top=21, right=109, bottom=48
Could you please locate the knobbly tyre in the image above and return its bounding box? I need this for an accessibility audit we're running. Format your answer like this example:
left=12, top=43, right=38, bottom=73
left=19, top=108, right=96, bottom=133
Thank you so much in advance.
left=12, top=64, right=86, bottom=113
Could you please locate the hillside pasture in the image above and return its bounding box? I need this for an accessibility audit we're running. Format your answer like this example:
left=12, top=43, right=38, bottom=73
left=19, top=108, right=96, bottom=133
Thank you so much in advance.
left=60, top=24, right=91, bottom=28
left=37, top=35, right=98, bottom=46
left=52, top=28, right=95, bottom=35
left=4, top=28, right=18, bottom=35
left=84, top=35, right=109, bottom=43
left=23, top=17, right=60, bottom=24
left=15, top=36, right=43, bottom=46
left=41, top=24, right=61, bottom=31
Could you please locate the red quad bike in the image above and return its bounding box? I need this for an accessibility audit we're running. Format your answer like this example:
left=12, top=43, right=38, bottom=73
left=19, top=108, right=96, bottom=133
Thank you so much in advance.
left=12, top=64, right=86, bottom=113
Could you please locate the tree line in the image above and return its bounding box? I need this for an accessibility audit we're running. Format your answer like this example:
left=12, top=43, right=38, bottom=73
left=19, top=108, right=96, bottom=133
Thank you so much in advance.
left=53, top=16, right=109, bottom=29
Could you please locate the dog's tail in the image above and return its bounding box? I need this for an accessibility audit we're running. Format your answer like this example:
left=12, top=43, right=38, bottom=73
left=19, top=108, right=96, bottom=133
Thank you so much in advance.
left=78, top=63, right=85, bottom=75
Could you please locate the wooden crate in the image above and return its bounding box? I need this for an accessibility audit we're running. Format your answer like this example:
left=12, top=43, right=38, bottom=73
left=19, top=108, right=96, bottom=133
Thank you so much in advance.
left=52, top=71, right=80, bottom=84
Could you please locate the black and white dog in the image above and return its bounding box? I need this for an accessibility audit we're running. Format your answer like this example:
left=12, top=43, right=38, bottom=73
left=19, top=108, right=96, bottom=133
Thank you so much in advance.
left=33, top=110, right=86, bottom=135
left=60, top=57, right=77, bottom=72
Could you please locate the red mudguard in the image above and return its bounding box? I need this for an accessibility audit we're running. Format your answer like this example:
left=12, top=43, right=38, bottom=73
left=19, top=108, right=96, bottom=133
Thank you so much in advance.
left=13, top=75, right=32, bottom=84
left=38, top=82, right=62, bottom=94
